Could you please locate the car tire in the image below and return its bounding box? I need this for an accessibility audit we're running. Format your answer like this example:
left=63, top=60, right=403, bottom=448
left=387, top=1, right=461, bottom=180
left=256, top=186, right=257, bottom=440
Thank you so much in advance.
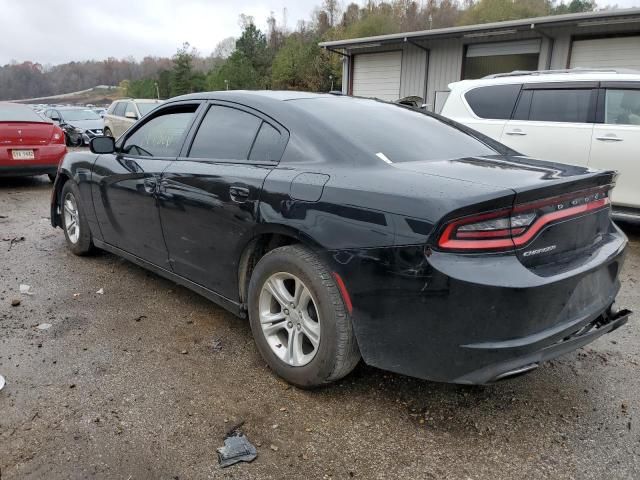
left=104, top=128, right=113, bottom=137
left=60, top=181, right=95, bottom=256
left=248, top=245, right=360, bottom=388
left=47, top=173, right=56, bottom=183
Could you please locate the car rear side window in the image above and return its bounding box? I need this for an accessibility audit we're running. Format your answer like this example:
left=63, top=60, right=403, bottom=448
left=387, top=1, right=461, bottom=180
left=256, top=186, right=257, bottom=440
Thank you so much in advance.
left=122, top=106, right=196, bottom=157
left=113, top=102, right=127, bottom=117
left=464, top=84, right=521, bottom=119
left=188, top=106, right=261, bottom=160
left=249, top=122, right=283, bottom=162
left=605, top=89, right=640, bottom=125
left=291, top=97, right=497, bottom=163
left=526, top=89, right=592, bottom=123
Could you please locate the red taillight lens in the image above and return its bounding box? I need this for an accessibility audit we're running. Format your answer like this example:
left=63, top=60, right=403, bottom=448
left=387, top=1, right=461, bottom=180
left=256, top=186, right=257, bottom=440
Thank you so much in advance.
left=51, top=127, right=65, bottom=144
left=438, top=187, right=611, bottom=252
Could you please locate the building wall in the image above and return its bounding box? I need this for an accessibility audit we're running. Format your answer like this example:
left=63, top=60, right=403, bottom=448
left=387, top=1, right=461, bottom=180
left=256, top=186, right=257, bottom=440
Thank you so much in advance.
left=342, top=22, right=640, bottom=108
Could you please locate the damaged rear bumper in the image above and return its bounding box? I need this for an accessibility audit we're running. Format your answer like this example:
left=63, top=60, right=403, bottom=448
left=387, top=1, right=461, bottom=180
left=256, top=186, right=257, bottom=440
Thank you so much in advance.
left=454, top=308, right=631, bottom=384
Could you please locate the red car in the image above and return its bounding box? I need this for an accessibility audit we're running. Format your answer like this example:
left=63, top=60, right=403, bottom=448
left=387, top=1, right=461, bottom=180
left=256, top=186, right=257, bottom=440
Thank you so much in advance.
left=0, top=102, right=67, bottom=182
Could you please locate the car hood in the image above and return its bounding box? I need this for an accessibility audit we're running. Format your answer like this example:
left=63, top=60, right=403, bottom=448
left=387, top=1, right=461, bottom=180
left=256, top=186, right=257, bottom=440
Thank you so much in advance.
left=66, top=119, right=104, bottom=130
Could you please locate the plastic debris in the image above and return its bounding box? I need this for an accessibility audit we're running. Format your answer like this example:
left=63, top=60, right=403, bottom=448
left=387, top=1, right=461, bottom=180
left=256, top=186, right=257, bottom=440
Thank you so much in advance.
left=96, top=288, right=104, bottom=295
left=217, top=433, right=258, bottom=468
left=37, top=323, right=52, bottom=330
left=0, top=374, right=5, bottom=391
left=19, top=284, right=34, bottom=295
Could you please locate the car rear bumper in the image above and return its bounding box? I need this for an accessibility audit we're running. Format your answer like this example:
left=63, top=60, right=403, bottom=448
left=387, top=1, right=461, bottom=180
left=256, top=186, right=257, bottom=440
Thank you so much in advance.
left=0, top=144, right=66, bottom=176
left=328, top=223, right=630, bottom=384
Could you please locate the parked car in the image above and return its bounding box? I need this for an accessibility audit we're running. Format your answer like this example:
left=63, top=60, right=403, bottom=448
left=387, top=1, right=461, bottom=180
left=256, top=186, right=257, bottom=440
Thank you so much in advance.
left=0, top=102, right=66, bottom=182
left=43, top=107, right=104, bottom=146
left=103, top=99, right=163, bottom=138
left=50, top=92, right=630, bottom=387
left=441, top=69, right=640, bottom=221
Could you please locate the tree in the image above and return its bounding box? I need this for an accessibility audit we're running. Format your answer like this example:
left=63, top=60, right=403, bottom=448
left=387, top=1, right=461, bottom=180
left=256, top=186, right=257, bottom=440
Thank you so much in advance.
left=170, top=42, right=197, bottom=96
left=207, top=52, right=260, bottom=90
left=459, top=0, right=551, bottom=25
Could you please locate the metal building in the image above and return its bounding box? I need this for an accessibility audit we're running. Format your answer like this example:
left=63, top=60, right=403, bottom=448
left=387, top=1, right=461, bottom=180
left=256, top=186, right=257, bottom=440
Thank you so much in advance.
left=319, top=8, right=640, bottom=112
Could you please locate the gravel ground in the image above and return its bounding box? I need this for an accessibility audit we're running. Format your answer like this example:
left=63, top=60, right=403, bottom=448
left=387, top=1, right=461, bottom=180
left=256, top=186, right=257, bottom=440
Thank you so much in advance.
left=1, top=174, right=639, bottom=480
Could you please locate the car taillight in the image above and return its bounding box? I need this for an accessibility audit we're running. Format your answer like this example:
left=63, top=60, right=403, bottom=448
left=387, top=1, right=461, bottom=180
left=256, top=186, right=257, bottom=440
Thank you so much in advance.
left=51, top=127, right=65, bottom=144
left=437, top=187, right=611, bottom=252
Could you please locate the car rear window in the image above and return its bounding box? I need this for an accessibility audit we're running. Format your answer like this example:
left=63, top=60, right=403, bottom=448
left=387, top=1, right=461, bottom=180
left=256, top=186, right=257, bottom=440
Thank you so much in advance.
left=464, top=84, right=521, bottom=119
left=290, top=97, right=497, bottom=163
left=0, top=103, right=47, bottom=122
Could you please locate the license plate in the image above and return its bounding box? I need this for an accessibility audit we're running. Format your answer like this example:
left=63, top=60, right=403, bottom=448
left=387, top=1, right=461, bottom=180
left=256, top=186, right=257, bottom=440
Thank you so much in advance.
left=12, top=149, right=35, bottom=160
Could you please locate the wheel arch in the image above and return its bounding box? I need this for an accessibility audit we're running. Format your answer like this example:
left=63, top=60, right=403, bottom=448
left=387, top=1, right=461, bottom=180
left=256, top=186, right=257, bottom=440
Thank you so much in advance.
left=50, top=170, right=72, bottom=228
left=237, top=224, right=325, bottom=307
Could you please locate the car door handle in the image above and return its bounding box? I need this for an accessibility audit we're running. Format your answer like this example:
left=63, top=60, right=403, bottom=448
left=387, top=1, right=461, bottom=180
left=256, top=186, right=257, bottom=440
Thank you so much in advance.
left=505, top=130, right=527, bottom=136
left=143, top=178, right=157, bottom=194
left=596, top=135, right=623, bottom=142
left=229, top=185, right=250, bottom=202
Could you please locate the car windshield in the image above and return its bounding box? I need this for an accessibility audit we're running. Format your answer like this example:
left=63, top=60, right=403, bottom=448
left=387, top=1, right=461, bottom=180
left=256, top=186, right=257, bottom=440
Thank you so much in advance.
left=0, top=104, right=47, bottom=122
left=62, top=109, right=101, bottom=121
left=137, top=103, right=159, bottom=116
left=291, top=97, right=497, bottom=163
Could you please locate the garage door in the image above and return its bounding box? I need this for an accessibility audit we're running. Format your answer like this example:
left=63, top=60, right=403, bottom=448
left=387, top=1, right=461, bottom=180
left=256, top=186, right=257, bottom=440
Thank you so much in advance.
left=570, top=36, right=640, bottom=70
left=352, top=51, right=402, bottom=101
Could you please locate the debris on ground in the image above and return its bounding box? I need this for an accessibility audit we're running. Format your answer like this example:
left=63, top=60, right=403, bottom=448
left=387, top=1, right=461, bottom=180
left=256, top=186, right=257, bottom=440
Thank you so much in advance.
left=211, top=339, right=223, bottom=352
left=134, top=315, right=147, bottom=322
left=217, top=431, right=258, bottom=468
left=37, top=323, right=52, bottom=330
left=3, top=236, right=25, bottom=251
left=0, top=374, right=5, bottom=391
left=19, top=284, right=34, bottom=295
left=96, top=288, right=104, bottom=295
left=11, top=299, right=21, bottom=307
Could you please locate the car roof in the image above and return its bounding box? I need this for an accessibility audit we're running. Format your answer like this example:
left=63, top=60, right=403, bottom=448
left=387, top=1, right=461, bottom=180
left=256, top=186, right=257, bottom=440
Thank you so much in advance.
left=449, top=71, right=640, bottom=90
left=169, top=90, right=337, bottom=103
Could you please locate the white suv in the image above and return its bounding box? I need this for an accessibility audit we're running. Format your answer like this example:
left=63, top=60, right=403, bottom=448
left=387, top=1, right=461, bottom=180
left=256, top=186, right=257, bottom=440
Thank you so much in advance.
left=441, top=69, right=640, bottom=219
left=104, top=99, right=163, bottom=138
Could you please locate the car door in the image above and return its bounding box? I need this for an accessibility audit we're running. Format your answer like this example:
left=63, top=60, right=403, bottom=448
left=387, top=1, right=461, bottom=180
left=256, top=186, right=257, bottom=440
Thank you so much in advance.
left=158, top=102, right=288, bottom=299
left=500, top=83, right=597, bottom=165
left=91, top=101, right=201, bottom=268
left=590, top=85, right=640, bottom=209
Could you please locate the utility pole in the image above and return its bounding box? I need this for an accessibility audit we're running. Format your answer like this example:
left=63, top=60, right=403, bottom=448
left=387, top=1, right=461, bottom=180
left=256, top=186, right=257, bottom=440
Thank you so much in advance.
left=224, top=80, right=229, bottom=91
left=154, top=81, right=160, bottom=99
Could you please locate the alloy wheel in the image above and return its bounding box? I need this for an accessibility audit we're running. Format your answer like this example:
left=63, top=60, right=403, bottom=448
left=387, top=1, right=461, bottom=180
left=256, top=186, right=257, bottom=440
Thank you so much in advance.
left=63, top=192, right=80, bottom=244
left=258, top=272, right=321, bottom=367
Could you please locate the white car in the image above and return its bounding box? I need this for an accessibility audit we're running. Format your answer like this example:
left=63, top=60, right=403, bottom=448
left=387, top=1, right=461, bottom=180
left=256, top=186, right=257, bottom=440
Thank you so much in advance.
left=441, top=69, right=640, bottom=219
left=103, top=99, right=163, bottom=138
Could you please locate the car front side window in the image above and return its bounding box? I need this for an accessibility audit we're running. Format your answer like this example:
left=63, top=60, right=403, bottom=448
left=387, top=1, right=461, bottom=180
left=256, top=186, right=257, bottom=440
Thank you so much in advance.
left=121, top=107, right=196, bottom=158
left=605, top=89, right=640, bottom=126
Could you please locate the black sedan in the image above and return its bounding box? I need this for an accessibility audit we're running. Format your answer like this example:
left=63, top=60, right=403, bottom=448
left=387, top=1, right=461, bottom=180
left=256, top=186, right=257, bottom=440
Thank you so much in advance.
left=50, top=91, right=631, bottom=387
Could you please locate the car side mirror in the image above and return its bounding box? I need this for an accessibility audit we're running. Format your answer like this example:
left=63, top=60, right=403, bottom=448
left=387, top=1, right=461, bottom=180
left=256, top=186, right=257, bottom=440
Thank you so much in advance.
left=125, top=111, right=138, bottom=120
left=90, top=136, right=116, bottom=154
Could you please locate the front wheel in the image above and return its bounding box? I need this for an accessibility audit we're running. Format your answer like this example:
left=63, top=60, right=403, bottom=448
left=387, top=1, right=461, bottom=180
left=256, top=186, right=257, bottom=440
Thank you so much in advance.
left=248, top=245, right=360, bottom=388
left=60, top=181, right=95, bottom=255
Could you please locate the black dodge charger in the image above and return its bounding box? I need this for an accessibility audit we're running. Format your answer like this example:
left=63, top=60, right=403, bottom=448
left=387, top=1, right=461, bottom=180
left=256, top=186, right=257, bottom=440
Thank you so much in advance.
left=50, top=91, right=631, bottom=387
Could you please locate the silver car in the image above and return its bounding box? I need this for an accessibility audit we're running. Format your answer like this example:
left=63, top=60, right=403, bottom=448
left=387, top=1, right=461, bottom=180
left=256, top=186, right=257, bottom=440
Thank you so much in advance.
left=103, top=99, right=163, bottom=138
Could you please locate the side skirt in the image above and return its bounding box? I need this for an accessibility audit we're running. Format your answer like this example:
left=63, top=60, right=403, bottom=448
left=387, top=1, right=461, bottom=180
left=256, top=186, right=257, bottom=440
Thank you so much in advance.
left=93, top=239, right=245, bottom=318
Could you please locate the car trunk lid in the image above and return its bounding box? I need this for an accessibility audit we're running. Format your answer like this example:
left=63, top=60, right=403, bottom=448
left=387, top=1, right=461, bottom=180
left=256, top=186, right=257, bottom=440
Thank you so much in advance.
left=0, top=121, right=55, bottom=146
left=395, top=155, right=617, bottom=269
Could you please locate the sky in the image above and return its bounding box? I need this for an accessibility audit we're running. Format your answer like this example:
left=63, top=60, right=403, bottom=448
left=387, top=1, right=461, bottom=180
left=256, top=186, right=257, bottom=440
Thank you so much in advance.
left=1, top=0, right=639, bottom=66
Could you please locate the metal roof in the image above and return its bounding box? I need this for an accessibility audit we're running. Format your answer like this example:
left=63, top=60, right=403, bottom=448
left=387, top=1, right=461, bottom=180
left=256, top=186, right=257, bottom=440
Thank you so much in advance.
left=319, top=7, right=640, bottom=49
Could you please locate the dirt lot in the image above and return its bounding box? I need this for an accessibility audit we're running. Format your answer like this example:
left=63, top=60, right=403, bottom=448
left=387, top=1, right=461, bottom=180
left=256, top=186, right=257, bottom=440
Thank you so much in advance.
left=1, top=174, right=639, bottom=480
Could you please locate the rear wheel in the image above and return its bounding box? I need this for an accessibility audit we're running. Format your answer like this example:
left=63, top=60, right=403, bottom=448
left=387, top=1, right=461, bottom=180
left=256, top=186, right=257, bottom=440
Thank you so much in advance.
left=60, top=181, right=94, bottom=255
left=248, top=245, right=360, bottom=388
